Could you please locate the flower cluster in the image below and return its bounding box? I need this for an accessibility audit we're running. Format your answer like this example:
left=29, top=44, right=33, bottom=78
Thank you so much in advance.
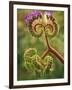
left=24, top=48, right=54, bottom=75
left=24, top=10, right=41, bottom=23
left=45, top=11, right=53, bottom=17
left=24, top=10, right=57, bottom=38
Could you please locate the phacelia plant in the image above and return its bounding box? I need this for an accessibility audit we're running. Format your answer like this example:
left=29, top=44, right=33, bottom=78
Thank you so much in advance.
left=24, top=10, right=64, bottom=77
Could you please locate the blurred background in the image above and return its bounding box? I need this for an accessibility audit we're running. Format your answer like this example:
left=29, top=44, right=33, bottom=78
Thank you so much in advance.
left=17, top=9, right=64, bottom=81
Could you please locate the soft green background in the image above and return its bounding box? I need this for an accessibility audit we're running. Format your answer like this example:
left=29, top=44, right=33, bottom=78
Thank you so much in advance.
left=17, top=9, right=64, bottom=80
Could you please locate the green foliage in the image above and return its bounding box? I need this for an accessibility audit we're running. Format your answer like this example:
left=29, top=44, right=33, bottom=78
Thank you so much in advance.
left=23, top=48, right=55, bottom=79
left=17, top=9, right=64, bottom=80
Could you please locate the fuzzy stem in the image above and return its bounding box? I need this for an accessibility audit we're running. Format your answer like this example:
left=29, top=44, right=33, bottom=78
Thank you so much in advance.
left=41, top=49, right=49, bottom=59
left=41, top=33, right=64, bottom=64
left=50, top=46, right=64, bottom=64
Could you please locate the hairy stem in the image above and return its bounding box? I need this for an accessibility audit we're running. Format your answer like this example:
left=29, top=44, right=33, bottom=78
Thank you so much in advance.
left=41, top=34, right=64, bottom=64
left=50, top=46, right=64, bottom=64
left=41, top=49, right=49, bottom=59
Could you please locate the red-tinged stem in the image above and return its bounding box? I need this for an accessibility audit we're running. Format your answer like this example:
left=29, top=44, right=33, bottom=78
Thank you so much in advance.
left=49, top=46, right=64, bottom=64
left=41, top=33, right=64, bottom=64
left=45, top=33, right=50, bottom=48
left=41, top=49, right=49, bottom=59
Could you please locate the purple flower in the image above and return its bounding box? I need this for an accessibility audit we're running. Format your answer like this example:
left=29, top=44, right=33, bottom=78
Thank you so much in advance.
left=45, top=11, right=53, bottom=16
left=32, top=11, right=41, bottom=17
left=24, top=10, right=41, bottom=23
left=24, top=14, right=32, bottom=23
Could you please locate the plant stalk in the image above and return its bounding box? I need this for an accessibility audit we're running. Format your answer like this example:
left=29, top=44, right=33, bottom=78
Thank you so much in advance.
left=41, top=34, right=64, bottom=64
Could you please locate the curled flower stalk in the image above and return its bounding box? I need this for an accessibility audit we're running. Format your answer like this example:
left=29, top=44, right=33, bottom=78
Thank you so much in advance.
left=25, top=11, right=43, bottom=37
left=24, top=10, right=64, bottom=65
left=24, top=48, right=54, bottom=77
